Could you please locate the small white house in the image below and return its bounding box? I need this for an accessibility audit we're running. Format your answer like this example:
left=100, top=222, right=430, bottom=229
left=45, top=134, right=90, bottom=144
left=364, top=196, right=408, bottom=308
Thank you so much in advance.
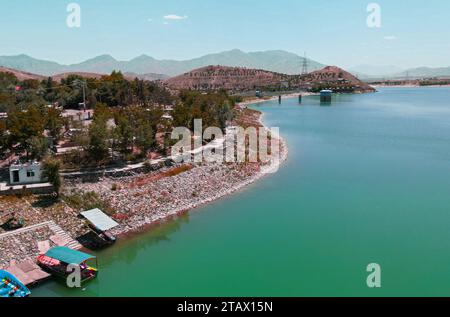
left=9, top=161, right=43, bottom=185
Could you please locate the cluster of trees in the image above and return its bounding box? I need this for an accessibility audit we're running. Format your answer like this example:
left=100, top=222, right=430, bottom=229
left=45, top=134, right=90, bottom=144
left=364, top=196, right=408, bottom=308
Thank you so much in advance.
left=0, top=100, right=164, bottom=166
left=419, top=80, right=450, bottom=86
left=173, top=90, right=235, bottom=132
left=56, top=71, right=173, bottom=109
left=69, top=90, right=235, bottom=165
left=1, top=105, right=64, bottom=160
left=76, top=103, right=165, bottom=164
left=0, top=70, right=173, bottom=162
left=1, top=70, right=237, bottom=169
left=0, top=70, right=240, bottom=198
left=0, top=72, right=46, bottom=112
left=0, top=70, right=173, bottom=113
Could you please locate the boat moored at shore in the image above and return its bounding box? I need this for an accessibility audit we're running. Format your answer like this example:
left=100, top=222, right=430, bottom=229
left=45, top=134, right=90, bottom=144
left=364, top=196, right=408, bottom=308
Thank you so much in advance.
left=37, top=247, right=98, bottom=285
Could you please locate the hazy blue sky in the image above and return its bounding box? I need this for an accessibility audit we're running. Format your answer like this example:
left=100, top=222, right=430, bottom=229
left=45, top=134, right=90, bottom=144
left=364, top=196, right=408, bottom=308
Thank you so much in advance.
left=1, top=0, right=449, bottom=68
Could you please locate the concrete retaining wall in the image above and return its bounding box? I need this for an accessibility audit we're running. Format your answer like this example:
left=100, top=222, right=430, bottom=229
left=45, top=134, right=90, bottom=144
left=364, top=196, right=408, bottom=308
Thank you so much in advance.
left=0, top=184, right=54, bottom=196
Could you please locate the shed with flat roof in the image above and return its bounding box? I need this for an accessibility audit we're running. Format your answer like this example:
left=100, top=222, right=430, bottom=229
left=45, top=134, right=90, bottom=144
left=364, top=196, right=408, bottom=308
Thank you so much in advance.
left=80, top=208, right=119, bottom=232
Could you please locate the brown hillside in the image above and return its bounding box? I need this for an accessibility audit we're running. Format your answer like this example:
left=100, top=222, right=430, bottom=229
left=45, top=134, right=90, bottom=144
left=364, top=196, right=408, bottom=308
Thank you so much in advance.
left=0, top=66, right=44, bottom=81
left=293, top=66, right=375, bottom=92
left=165, top=65, right=375, bottom=93
left=0, top=67, right=140, bottom=83
left=39, top=71, right=162, bottom=82
left=165, top=65, right=285, bottom=91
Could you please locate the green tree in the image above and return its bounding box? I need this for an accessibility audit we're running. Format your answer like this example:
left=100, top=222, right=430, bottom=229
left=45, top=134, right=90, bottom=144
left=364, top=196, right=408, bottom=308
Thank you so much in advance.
left=0, top=93, right=15, bottom=113
left=46, top=107, right=64, bottom=141
left=135, top=118, right=153, bottom=155
left=177, top=90, right=235, bottom=132
left=172, top=102, right=192, bottom=129
left=145, top=106, right=164, bottom=140
left=60, top=75, right=86, bottom=108
left=114, top=115, right=133, bottom=155
left=42, top=156, right=62, bottom=197
left=0, top=72, right=18, bottom=90
left=42, top=77, right=58, bottom=103
left=216, top=100, right=234, bottom=130
left=85, top=103, right=111, bottom=162
left=88, top=118, right=110, bottom=162
left=28, top=136, right=49, bottom=160
left=93, top=103, right=111, bottom=122
left=0, top=120, right=9, bottom=154
left=7, top=105, right=46, bottom=156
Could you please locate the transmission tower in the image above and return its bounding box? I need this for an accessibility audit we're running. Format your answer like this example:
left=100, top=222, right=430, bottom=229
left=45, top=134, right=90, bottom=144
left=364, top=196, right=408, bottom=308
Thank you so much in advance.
left=301, top=52, right=308, bottom=75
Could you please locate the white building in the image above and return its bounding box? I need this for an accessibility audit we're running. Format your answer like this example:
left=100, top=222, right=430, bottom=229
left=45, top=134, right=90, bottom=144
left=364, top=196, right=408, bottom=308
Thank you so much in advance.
left=9, top=161, right=44, bottom=185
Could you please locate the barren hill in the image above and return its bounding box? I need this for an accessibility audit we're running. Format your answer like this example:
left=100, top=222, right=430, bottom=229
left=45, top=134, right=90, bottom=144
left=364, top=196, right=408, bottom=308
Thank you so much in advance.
left=292, top=66, right=376, bottom=92
left=0, top=66, right=168, bottom=83
left=165, top=65, right=375, bottom=93
left=165, top=65, right=286, bottom=91
left=0, top=66, right=44, bottom=81
left=0, top=68, right=139, bottom=83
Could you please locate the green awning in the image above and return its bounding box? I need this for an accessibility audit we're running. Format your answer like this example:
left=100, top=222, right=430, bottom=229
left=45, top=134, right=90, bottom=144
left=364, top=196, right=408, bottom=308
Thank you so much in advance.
left=45, top=246, right=96, bottom=264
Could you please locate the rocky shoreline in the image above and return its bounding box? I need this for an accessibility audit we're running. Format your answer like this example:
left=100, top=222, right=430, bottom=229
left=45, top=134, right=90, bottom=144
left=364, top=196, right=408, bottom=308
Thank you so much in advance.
left=69, top=109, right=288, bottom=237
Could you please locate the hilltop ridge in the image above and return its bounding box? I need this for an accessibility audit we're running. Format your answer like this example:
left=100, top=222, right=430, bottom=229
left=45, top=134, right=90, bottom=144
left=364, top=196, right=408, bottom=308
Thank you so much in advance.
left=165, top=65, right=375, bottom=93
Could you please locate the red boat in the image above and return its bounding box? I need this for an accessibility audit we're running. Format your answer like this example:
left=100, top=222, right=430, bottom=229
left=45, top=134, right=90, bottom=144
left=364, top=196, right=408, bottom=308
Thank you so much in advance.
left=37, top=246, right=98, bottom=284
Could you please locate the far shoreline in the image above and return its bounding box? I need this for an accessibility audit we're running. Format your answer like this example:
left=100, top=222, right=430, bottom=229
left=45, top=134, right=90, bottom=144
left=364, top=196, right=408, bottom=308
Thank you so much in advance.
left=370, top=84, right=450, bottom=88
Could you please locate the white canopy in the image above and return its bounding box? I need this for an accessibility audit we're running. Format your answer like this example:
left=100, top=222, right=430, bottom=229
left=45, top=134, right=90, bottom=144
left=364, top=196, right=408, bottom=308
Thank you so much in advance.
left=81, top=208, right=119, bottom=231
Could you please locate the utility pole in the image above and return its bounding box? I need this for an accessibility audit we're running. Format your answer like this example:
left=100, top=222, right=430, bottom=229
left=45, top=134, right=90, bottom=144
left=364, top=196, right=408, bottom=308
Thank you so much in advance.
left=301, top=52, right=308, bottom=75
left=82, top=83, right=86, bottom=112
left=74, top=79, right=87, bottom=111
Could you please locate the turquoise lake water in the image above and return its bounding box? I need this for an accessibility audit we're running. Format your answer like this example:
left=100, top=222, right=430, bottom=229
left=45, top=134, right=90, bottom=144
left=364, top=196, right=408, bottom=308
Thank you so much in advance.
left=33, top=87, right=450, bottom=296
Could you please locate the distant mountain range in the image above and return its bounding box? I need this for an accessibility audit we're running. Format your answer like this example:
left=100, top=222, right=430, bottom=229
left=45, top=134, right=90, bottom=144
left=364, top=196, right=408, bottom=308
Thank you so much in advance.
left=391, top=66, right=450, bottom=79
left=0, top=50, right=325, bottom=78
left=2, top=50, right=449, bottom=80
left=350, top=64, right=450, bottom=79
left=349, top=65, right=405, bottom=78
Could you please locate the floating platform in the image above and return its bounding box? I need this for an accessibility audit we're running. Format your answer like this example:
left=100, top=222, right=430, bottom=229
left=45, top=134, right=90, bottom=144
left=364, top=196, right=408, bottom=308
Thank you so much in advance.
left=5, top=260, right=50, bottom=287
